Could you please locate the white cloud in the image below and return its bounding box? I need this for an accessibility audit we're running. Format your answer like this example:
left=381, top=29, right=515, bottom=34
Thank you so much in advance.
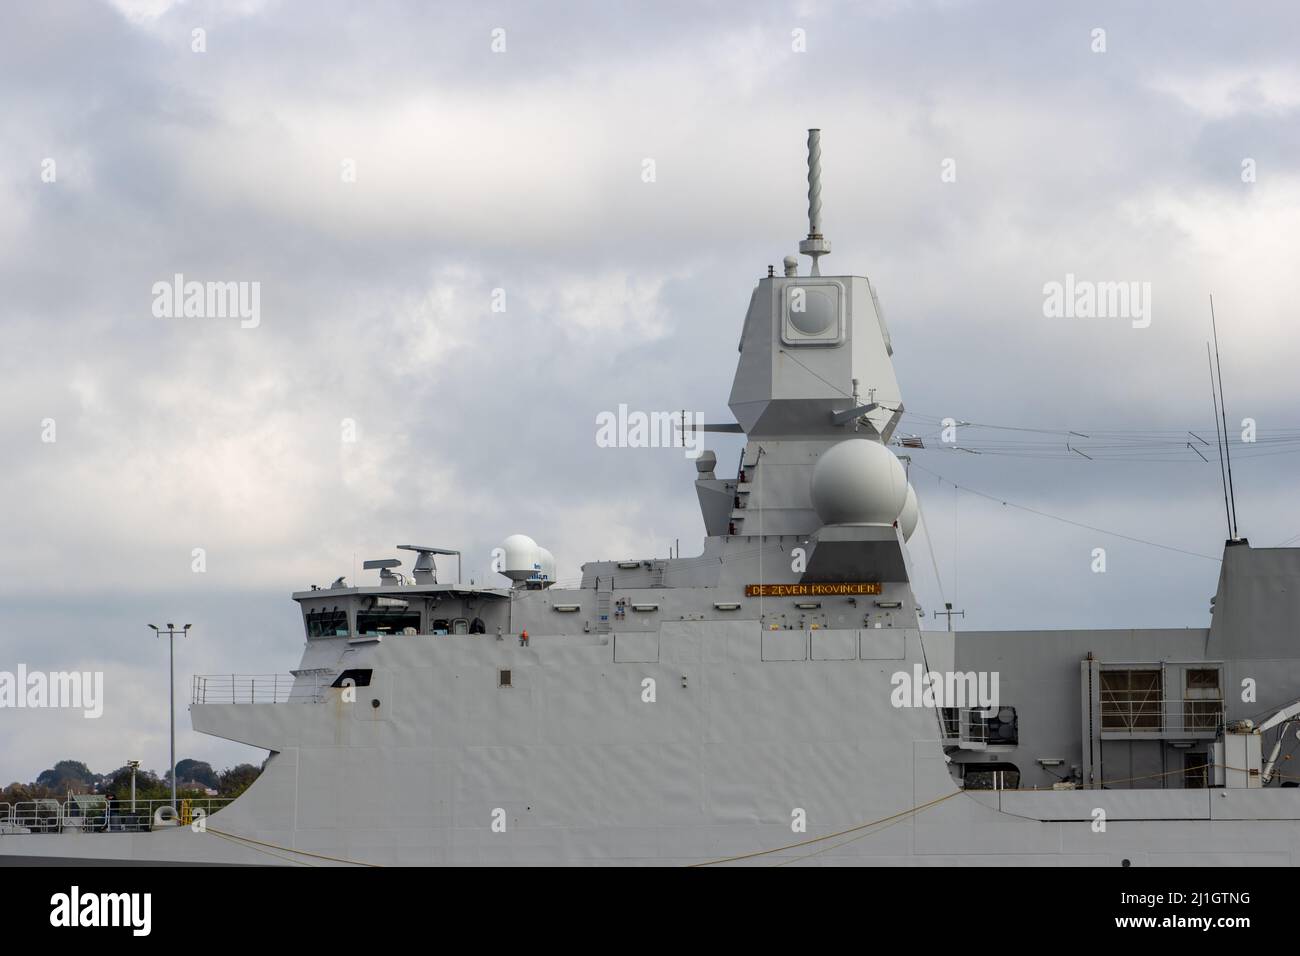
left=103, top=0, right=187, bottom=24
left=1147, top=66, right=1300, bottom=119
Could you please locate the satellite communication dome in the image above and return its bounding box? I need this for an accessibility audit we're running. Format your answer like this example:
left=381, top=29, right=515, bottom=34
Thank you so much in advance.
left=535, top=547, right=557, bottom=584
left=500, top=534, right=540, bottom=582
left=898, top=483, right=919, bottom=542
left=810, top=439, right=908, bottom=526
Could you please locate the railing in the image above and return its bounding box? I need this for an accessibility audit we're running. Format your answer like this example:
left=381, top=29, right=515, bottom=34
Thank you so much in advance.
left=2, top=797, right=234, bottom=835
left=1099, top=698, right=1225, bottom=736
left=192, top=673, right=326, bottom=704
left=938, top=707, right=1021, bottom=748
left=959, top=709, right=989, bottom=744
left=938, top=708, right=995, bottom=744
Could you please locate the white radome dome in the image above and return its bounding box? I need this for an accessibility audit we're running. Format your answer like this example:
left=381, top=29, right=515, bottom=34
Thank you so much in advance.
left=536, top=547, right=557, bottom=583
left=810, top=439, right=909, bottom=526
left=899, top=483, right=919, bottom=542
left=501, top=534, right=540, bottom=582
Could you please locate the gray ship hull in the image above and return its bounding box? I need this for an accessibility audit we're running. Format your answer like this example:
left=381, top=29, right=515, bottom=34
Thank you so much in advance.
left=5, top=621, right=1298, bottom=866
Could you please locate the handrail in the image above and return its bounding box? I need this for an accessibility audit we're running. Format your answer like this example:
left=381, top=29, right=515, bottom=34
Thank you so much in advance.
left=1099, top=697, right=1225, bottom=734
left=3, top=797, right=234, bottom=835
left=192, top=673, right=326, bottom=704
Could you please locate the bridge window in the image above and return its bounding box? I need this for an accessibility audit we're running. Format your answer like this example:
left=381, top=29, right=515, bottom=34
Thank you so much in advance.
left=306, top=608, right=349, bottom=638
left=357, top=607, right=421, bottom=635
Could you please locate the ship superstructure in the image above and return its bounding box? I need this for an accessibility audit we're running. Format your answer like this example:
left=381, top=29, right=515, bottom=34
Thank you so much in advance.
left=4, top=131, right=1300, bottom=866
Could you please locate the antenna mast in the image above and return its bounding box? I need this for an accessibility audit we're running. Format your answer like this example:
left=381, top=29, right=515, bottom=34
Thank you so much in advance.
left=1207, top=343, right=1232, bottom=540
left=798, top=129, right=831, bottom=275
left=1210, top=295, right=1239, bottom=539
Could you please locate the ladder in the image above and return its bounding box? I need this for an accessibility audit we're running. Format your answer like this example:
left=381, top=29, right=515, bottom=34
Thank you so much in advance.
left=596, top=579, right=612, bottom=634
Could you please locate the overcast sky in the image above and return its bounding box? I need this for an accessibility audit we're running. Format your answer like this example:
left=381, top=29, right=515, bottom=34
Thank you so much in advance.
left=3, top=0, right=1299, bottom=782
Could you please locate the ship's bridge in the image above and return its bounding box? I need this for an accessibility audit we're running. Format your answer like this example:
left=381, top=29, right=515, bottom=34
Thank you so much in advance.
left=294, top=583, right=511, bottom=639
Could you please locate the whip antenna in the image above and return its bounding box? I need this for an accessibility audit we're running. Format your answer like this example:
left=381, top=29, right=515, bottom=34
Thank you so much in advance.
left=1207, top=343, right=1232, bottom=540
left=1210, top=295, right=1240, bottom=539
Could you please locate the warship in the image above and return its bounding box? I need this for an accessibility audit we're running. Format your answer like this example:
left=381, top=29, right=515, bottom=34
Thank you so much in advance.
left=4, top=130, right=1300, bottom=867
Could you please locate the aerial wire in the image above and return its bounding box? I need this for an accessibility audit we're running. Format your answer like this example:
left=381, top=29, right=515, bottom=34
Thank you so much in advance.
left=910, top=461, right=1221, bottom=563
left=916, top=491, right=946, bottom=605
left=1210, top=295, right=1240, bottom=537
left=1208, top=343, right=1233, bottom=539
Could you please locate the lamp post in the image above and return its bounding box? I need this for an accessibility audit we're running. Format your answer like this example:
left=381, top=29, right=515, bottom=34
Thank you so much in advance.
left=147, top=623, right=190, bottom=813
left=127, top=759, right=140, bottom=812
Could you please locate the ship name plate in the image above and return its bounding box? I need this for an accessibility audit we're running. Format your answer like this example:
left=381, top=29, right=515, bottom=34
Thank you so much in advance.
left=744, top=582, right=882, bottom=597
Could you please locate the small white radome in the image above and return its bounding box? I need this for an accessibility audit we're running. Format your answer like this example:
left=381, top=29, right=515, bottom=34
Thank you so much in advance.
left=810, top=438, right=909, bottom=526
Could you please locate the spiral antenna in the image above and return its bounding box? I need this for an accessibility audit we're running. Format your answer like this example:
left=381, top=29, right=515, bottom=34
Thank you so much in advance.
left=807, top=132, right=824, bottom=235
left=798, top=129, right=832, bottom=275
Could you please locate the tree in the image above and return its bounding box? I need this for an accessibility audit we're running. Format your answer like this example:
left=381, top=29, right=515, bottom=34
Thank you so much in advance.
left=103, top=765, right=163, bottom=799
left=218, top=763, right=261, bottom=797
left=2, top=783, right=37, bottom=803
left=175, top=759, right=218, bottom=788
left=35, top=760, right=95, bottom=792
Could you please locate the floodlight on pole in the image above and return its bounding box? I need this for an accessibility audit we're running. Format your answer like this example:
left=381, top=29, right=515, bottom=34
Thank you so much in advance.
left=146, top=623, right=191, bottom=815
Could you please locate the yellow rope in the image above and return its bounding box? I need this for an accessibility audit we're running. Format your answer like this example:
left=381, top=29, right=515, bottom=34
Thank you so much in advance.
left=205, top=826, right=382, bottom=867
left=772, top=809, right=915, bottom=866
left=706, top=757, right=1300, bottom=866
left=205, top=827, right=315, bottom=866
left=199, top=757, right=1300, bottom=867
left=689, top=790, right=963, bottom=867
